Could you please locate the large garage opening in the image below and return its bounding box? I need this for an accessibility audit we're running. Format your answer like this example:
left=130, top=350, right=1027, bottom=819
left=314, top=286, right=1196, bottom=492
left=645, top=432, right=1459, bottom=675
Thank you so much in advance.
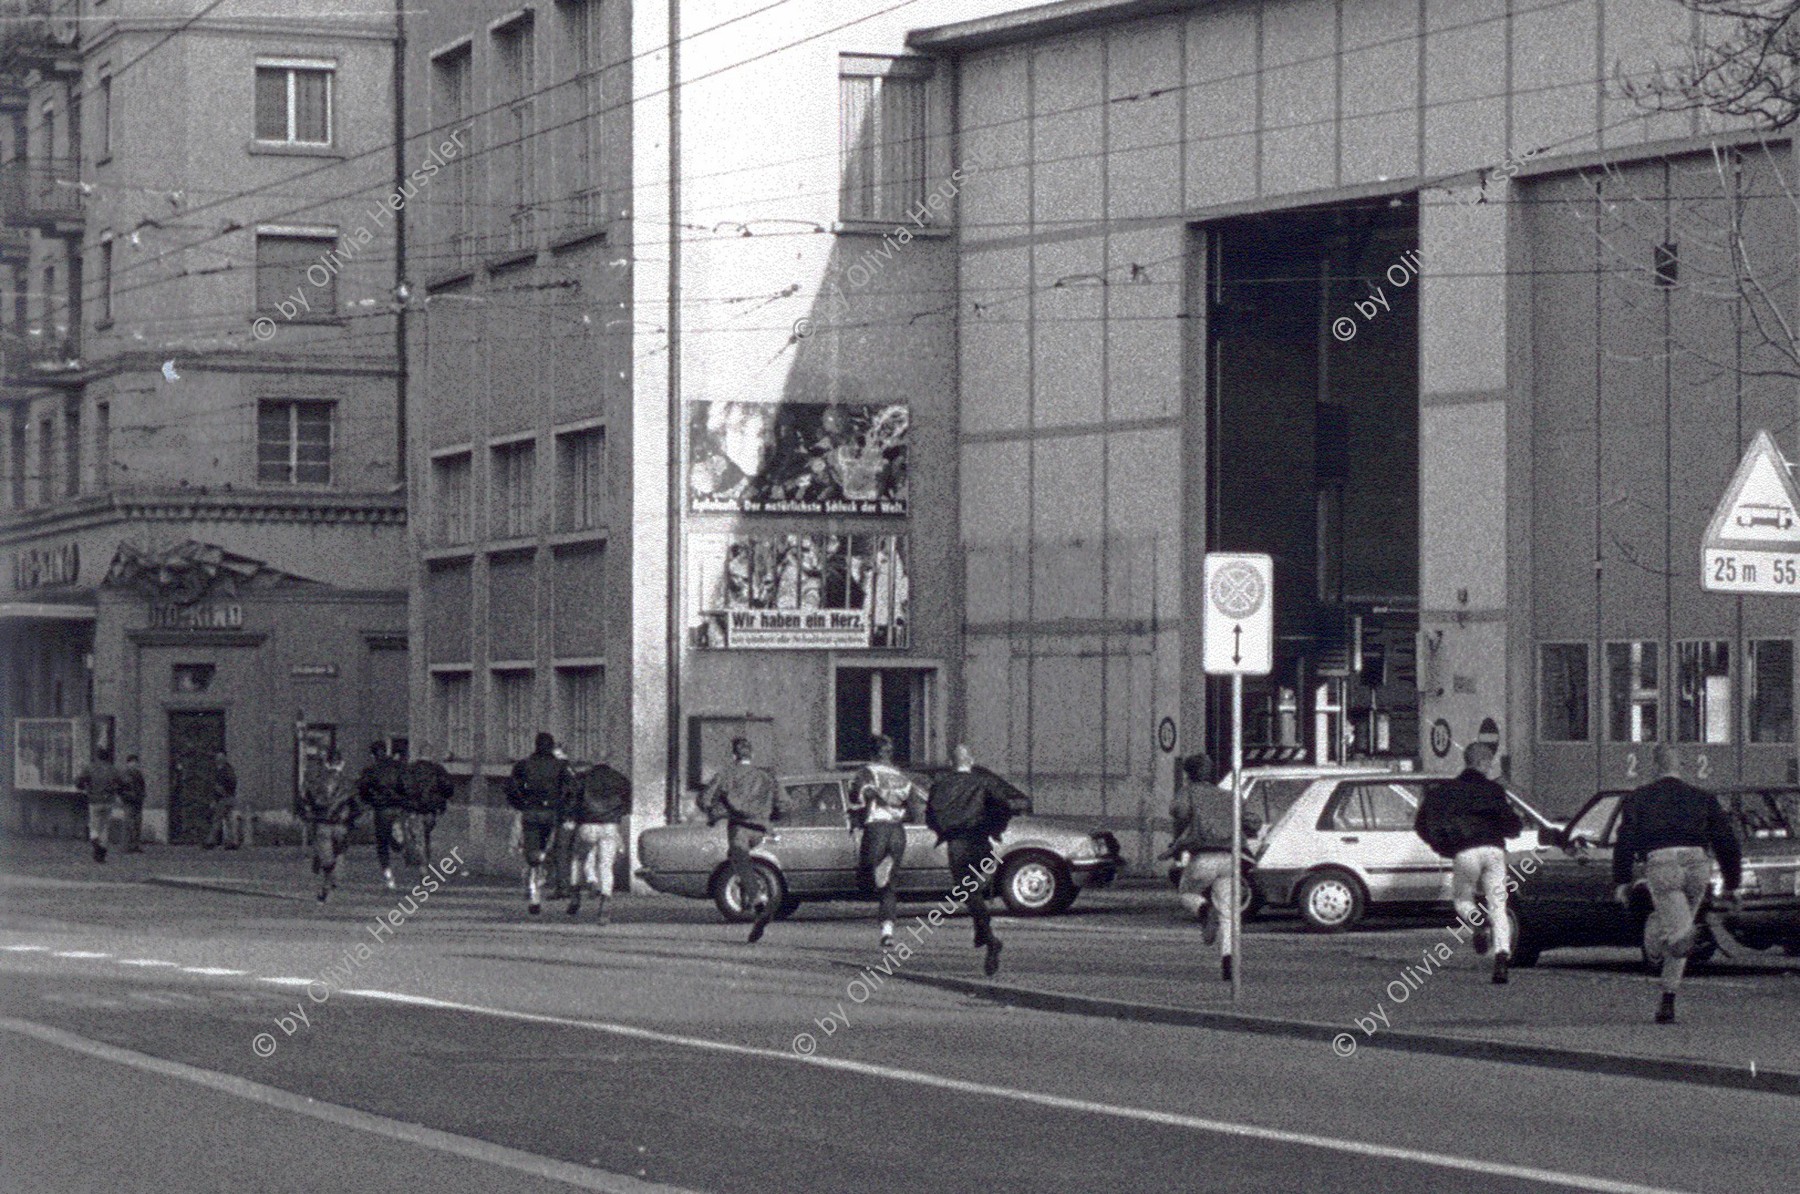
left=1203, top=197, right=1420, bottom=768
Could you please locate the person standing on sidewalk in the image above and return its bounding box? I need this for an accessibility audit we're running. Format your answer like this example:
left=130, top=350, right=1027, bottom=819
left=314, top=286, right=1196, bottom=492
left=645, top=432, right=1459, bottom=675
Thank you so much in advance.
left=1613, top=742, right=1743, bottom=1024
left=1415, top=742, right=1524, bottom=984
left=925, top=744, right=1014, bottom=977
left=506, top=732, right=576, bottom=916
left=404, top=752, right=456, bottom=869
left=561, top=755, right=632, bottom=921
left=76, top=747, right=124, bottom=863
left=301, top=751, right=359, bottom=902
left=202, top=751, right=241, bottom=851
left=698, top=737, right=782, bottom=944
left=356, top=741, right=409, bottom=890
left=1159, top=752, right=1246, bottom=983
left=848, top=735, right=926, bottom=949
left=119, top=753, right=148, bottom=853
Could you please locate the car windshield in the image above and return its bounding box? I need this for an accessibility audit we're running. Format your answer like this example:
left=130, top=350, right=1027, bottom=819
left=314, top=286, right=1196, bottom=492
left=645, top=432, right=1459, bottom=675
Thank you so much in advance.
left=1723, top=790, right=1797, bottom=841
left=1570, top=794, right=1621, bottom=845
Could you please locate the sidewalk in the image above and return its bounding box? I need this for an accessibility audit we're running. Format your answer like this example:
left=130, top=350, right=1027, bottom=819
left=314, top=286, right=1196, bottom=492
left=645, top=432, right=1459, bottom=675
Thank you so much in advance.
left=0, top=835, right=514, bottom=893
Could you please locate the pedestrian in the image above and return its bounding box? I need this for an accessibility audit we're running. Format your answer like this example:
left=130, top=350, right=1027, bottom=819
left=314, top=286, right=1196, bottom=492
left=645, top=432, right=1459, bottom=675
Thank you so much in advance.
left=550, top=747, right=575, bottom=901
left=697, top=736, right=782, bottom=943
left=925, top=743, right=1014, bottom=977
left=75, top=746, right=124, bottom=863
left=848, top=734, right=925, bottom=948
left=1159, top=752, right=1247, bottom=983
left=505, top=731, right=576, bottom=915
left=119, top=753, right=148, bottom=853
left=301, top=751, right=359, bottom=902
left=356, top=741, right=409, bottom=889
left=561, top=754, right=632, bottom=920
left=202, top=751, right=241, bottom=851
left=1414, top=742, right=1524, bottom=984
left=1613, top=742, right=1743, bottom=1024
left=404, top=752, right=456, bottom=869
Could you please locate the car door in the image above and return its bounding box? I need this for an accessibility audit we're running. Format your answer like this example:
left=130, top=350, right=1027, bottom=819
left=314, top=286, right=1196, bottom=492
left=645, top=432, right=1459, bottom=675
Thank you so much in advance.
left=1315, top=782, right=1431, bottom=904
left=772, top=779, right=855, bottom=895
left=1359, top=782, right=1446, bottom=903
left=1524, top=793, right=1630, bottom=945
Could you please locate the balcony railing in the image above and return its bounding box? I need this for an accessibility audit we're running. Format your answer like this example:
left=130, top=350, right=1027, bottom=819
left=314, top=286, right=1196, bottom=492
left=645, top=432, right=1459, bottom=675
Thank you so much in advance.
left=0, top=157, right=85, bottom=226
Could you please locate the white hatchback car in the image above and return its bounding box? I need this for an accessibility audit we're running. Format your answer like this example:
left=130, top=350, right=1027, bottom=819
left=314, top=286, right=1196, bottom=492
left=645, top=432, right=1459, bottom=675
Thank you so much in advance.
left=1251, top=773, right=1560, bottom=931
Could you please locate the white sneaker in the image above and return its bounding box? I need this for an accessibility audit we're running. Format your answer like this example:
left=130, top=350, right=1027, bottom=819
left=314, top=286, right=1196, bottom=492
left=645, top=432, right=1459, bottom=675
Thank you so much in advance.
left=383, top=868, right=396, bottom=891
left=880, top=921, right=896, bottom=948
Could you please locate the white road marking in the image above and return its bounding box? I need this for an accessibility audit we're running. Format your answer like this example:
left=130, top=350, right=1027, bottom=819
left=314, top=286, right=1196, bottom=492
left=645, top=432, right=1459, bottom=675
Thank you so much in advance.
left=0, top=1017, right=698, bottom=1194
left=2, top=945, right=49, bottom=952
left=258, top=977, right=314, bottom=987
left=332, top=988, right=1691, bottom=1194
left=179, top=967, right=246, bottom=976
left=116, top=959, right=180, bottom=968
left=52, top=951, right=111, bottom=959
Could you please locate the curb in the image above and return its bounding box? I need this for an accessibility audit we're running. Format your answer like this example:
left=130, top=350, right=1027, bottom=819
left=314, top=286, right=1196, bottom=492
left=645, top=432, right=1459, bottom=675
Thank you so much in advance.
left=143, top=876, right=313, bottom=902
left=884, top=969, right=1800, bottom=1098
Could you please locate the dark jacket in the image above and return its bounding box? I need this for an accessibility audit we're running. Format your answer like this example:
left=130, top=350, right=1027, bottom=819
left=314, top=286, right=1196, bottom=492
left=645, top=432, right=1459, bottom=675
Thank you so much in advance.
left=77, top=760, right=123, bottom=804
left=1166, top=779, right=1235, bottom=855
left=212, top=760, right=238, bottom=805
left=565, top=762, right=632, bottom=824
left=404, top=759, right=455, bottom=816
left=356, top=756, right=407, bottom=810
left=1612, top=776, right=1743, bottom=890
left=1414, top=769, right=1524, bottom=859
left=119, top=764, right=148, bottom=808
left=506, top=749, right=575, bottom=821
left=698, top=761, right=779, bottom=830
left=926, top=767, right=1023, bottom=843
left=301, top=769, right=359, bottom=827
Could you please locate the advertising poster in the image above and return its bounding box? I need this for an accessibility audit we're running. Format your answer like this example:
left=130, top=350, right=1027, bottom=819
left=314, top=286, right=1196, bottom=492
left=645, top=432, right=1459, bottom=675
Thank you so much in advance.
left=687, top=401, right=908, bottom=514
left=691, top=533, right=909, bottom=649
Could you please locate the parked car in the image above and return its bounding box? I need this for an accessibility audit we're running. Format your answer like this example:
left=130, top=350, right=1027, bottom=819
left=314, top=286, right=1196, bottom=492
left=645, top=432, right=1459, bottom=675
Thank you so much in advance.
left=637, top=769, right=1123, bottom=920
left=1507, top=786, right=1800, bottom=968
left=1251, top=774, right=1560, bottom=931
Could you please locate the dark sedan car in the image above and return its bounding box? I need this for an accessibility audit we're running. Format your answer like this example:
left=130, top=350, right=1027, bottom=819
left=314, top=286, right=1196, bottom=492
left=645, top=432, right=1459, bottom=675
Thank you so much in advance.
left=1507, top=786, right=1800, bottom=968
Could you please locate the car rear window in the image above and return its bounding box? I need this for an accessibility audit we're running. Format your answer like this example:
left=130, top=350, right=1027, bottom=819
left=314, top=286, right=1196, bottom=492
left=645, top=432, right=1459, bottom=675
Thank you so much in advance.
left=1725, top=791, right=1797, bottom=841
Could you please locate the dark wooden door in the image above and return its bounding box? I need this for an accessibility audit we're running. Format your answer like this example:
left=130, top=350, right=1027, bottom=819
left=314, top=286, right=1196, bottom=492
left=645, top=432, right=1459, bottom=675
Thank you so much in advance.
left=168, top=711, right=226, bottom=844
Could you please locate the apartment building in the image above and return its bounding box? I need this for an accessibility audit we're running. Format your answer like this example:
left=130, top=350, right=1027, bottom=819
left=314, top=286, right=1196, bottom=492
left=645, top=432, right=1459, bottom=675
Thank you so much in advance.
left=0, top=0, right=407, bottom=841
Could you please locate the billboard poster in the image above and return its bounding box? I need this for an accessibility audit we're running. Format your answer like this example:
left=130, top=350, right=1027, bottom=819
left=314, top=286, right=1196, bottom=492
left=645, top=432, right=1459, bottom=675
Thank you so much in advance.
left=691, top=533, right=909, bottom=649
left=687, top=401, right=908, bottom=515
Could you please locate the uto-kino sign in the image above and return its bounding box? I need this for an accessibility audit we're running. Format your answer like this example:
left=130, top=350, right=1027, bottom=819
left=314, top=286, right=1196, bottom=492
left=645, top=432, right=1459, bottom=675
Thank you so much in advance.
left=1703, top=431, right=1800, bottom=595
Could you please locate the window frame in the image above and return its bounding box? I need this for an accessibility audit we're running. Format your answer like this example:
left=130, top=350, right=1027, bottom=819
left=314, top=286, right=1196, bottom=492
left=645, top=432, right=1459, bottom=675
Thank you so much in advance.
left=430, top=447, right=474, bottom=544
left=254, top=228, right=339, bottom=322
left=490, top=436, right=537, bottom=540
left=1746, top=638, right=1795, bottom=745
left=490, top=665, right=535, bottom=762
left=256, top=399, right=335, bottom=487
left=253, top=59, right=335, bottom=147
left=554, top=662, right=604, bottom=762
left=430, top=667, right=473, bottom=761
left=554, top=423, right=605, bottom=532
left=1538, top=641, right=1592, bottom=743
left=1604, top=639, right=1662, bottom=744
left=95, top=69, right=112, bottom=163
left=1674, top=639, right=1732, bottom=745
left=95, top=233, right=113, bottom=327
left=838, top=54, right=935, bottom=226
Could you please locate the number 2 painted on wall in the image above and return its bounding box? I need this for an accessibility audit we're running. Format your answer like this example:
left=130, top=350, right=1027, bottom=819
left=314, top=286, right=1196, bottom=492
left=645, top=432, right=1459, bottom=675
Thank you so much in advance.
left=1625, top=752, right=1637, bottom=779
left=1696, top=754, right=1711, bottom=780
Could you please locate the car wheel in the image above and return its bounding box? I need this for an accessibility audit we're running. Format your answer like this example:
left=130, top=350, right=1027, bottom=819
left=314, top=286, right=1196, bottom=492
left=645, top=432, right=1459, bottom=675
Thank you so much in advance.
left=1240, top=873, right=1266, bottom=922
left=1296, top=869, right=1365, bottom=932
left=710, top=862, right=787, bottom=924
left=1505, top=903, right=1540, bottom=968
left=1000, top=853, right=1072, bottom=916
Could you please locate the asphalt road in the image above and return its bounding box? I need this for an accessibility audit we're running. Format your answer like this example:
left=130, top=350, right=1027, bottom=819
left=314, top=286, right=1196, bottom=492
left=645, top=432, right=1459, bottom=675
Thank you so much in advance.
left=1, top=862, right=1794, bottom=1194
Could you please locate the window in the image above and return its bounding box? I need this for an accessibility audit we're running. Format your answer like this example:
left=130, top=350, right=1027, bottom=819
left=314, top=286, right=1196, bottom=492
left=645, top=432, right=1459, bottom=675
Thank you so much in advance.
left=37, top=416, right=55, bottom=504
left=558, top=0, right=603, bottom=226
left=491, top=439, right=535, bottom=538
left=96, top=72, right=111, bottom=161
left=255, top=233, right=336, bottom=318
left=495, top=16, right=536, bottom=251
left=492, top=668, right=534, bottom=760
left=1540, top=643, right=1590, bottom=742
left=254, top=62, right=332, bottom=145
left=8, top=412, right=26, bottom=509
left=431, top=45, right=473, bottom=260
left=1568, top=793, right=1621, bottom=847
left=1675, top=641, right=1730, bottom=744
left=431, top=451, right=472, bottom=543
left=257, top=400, right=332, bottom=485
left=555, top=426, right=604, bottom=530
left=93, top=402, right=109, bottom=491
left=96, top=236, right=112, bottom=325
left=1325, top=783, right=1417, bottom=832
left=833, top=665, right=933, bottom=764
left=434, top=671, right=472, bottom=759
left=1747, top=639, right=1794, bottom=744
left=1606, top=640, right=1660, bottom=743
left=62, top=403, right=79, bottom=497
left=556, top=665, right=603, bottom=760
left=839, top=57, right=931, bottom=223
left=39, top=261, right=56, bottom=330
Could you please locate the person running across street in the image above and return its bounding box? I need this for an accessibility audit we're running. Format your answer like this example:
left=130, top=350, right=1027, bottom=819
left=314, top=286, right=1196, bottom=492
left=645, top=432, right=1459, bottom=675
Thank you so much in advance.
left=76, top=747, right=124, bottom=863
left=301, top=751, right=359, bottom=902
left=925, top=744, right=1016, bottom=977
left=562, top=754, right=632, bottom=921
left=698, top=737, right=782, bottom=943
left=356, top=741, right=410, bottom=890
left=506, top=732, right=576, bottom=915
left=1614, top=742, right=1743, bottom=1024
left=404, top=752, right=456, bottom=870
left=1415, top=742, right=1524, bottom=984
left=848, top=735, right=926, bottom=948
left=119, top=753, right=148, bottom=853
left=202, top=751, right=241, bottom=851
left=1159, top=752, right=1249, bottom=983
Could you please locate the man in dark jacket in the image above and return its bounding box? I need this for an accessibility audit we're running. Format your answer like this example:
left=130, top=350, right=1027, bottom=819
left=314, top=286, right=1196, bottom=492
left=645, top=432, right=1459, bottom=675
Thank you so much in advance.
left=1613, top=742, right=1743, bottom=1023
left=1159, top=752, right=1249, bottom=982
left=698, top=737, right=781, bottom=943
left=119, top=753, right=148, bottom=853
left=202, top=751, right=241, bottom=851
left=1414, top=742, right=1524, bottom=984
left=356, top=741, right=409, bottom=890
left=404, top=753, right=456, bottom=870
left=301, top=752, right=359, bottom=902
left=506, top=732, right=576, bottom=915
left=925, top=743, right=1014, bottom=977
left=561, top=756, right=632, bottom=920
left=76, top=747, right=124, bottom=863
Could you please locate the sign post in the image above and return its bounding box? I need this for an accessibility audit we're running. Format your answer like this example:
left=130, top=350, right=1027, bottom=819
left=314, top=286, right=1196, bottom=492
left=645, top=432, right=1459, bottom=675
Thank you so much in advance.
left=1202, top=552, right=1273, bottom=1004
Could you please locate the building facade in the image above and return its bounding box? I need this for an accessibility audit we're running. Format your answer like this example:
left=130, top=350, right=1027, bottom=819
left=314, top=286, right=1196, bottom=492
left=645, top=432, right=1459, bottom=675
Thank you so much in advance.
left=1, top=0, right=407, bottom=840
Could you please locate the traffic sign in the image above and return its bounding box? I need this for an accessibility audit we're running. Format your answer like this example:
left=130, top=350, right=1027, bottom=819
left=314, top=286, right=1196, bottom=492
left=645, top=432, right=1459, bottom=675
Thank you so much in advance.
left=1203, top=553, right=1273, bottom=675
left=1703, top=431, right=1800, bottom=595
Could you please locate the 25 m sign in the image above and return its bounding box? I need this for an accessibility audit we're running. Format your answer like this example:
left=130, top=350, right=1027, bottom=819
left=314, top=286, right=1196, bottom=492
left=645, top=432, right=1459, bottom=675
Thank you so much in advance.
left=1704, top=548, right=1800, bottom=594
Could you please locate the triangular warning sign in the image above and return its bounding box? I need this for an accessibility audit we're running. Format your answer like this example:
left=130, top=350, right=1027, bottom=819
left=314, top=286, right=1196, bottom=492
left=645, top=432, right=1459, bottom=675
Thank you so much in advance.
left=1705, top=430, right=1800, bottom=547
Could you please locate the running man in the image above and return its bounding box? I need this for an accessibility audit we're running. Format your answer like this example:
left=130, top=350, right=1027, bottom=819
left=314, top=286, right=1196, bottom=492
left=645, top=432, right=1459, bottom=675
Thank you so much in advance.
left=1415, top=742, right=1524, bottom=985
left=925, top=744, right=1014, bottom=977
left=562, top=755, right=632, bottom=921
left=1161, top=752, right=1249, bottom=983
left=848, top=735, right=926, bottom=948
left=505, top=732, right=576, bottom=915
left=301, top=751, right=358, bottom=902
left=698, top=737, right=782, bottom=943
left=356, top=741, right=409, bottom=890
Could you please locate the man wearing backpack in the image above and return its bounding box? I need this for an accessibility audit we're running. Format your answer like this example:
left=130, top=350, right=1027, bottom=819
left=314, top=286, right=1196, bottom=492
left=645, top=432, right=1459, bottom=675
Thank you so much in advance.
left=506, top=732, right=575, bottom=915
left=926, top=743, right=1018, bottom=977
left=1414, top=742, right=1524, bottom=984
